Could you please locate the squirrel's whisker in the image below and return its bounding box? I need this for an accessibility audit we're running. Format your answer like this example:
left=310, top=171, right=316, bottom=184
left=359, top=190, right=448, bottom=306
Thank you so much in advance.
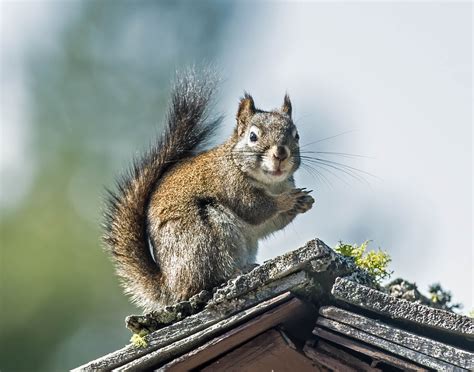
left=300, top=130, right=356, bottom=148
left=300, top=163, right=334, bottom=189
left=299, top=150, right=372, bottom=159
left=299, top=156, right=377, bottom=179
left=301, top=159, right=370, bottom=185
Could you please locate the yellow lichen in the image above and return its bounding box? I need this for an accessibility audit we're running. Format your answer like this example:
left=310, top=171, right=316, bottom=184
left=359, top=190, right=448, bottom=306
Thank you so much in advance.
left=130, top=331, right=148, bottom=348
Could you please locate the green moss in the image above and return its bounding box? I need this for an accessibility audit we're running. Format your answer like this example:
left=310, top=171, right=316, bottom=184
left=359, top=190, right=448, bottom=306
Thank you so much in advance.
left=130, top=331, right=149, bottom=348
left=335, top=241, right=392, bottom=284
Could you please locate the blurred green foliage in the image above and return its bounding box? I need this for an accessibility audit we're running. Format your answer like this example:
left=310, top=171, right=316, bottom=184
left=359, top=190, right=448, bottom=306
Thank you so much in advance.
left=0, top=1, right=233, bottom=370
left=428, top=283, right=462, bottom=312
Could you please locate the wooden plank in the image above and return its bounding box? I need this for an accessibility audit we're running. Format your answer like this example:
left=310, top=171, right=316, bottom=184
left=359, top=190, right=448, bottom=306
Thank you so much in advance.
left=316, top=318, right=466, bottom=371
left=316, top=340, right=383, bottom=371
left=115, top=292, right=300, bottom=371
left=303, top=345, right=357, bottom=371
left=303, top=340, right=377, bottom=371
left=74, top=272, right=307, bottom=371
left=331, top=277, right=474, bottom=339
left=200, top=329, right=324, bottom=372
left=161, top=297, right=311, bottom=371
left=319, top=306, right=474, bottom=369
left=313, top=327, right=428, bottom=371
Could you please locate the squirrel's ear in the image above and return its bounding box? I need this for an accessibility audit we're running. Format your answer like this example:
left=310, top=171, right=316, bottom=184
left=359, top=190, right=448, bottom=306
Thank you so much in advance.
left=236, top=93, right=256, bottom=135
left=281, top=94, right=292, bottom=117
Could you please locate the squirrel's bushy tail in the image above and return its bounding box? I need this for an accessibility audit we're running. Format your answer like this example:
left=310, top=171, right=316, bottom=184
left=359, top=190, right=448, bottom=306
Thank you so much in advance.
left=103, top=70, right=221, bottom=310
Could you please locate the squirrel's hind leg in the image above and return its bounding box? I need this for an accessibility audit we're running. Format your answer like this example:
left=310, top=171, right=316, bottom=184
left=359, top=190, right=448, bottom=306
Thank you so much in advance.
left=150, top=205, right=249, bottom=304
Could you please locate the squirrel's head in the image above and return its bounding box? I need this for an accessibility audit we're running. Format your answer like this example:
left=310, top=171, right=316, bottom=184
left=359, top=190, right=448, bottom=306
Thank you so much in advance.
left=232, top=93, right=300, bottom=185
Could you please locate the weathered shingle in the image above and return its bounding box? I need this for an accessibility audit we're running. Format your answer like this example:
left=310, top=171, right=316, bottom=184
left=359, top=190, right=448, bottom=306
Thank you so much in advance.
left=74, top=239, right=473, bottom=371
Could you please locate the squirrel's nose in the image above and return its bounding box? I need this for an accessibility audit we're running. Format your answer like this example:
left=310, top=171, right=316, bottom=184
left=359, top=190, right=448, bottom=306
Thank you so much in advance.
left=273, top=146, right=288, bottom=161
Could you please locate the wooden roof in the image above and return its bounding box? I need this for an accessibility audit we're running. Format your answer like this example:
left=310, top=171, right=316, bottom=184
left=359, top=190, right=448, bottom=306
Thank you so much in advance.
left=75, top=239, right=473, bottom=371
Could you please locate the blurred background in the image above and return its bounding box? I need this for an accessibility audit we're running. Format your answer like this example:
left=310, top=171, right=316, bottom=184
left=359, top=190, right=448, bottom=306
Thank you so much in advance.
left=0, top=1, right=471, bottom=370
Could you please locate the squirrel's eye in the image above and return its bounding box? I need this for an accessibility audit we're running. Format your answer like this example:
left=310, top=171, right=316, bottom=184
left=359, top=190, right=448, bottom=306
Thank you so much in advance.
left=292, top=127, right=299, bottom=140
left=249, top=131, right=258, bottom=142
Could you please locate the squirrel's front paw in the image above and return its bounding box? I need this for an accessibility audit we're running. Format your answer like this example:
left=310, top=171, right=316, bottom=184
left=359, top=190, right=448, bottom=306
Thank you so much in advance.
left=291, top=192, right=314, bottom=215
left=276, top=188, right=314, bottom=214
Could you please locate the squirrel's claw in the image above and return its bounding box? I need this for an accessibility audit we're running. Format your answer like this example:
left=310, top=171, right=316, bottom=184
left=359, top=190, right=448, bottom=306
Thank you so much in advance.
left=276, top=188, right=315, bottom=213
